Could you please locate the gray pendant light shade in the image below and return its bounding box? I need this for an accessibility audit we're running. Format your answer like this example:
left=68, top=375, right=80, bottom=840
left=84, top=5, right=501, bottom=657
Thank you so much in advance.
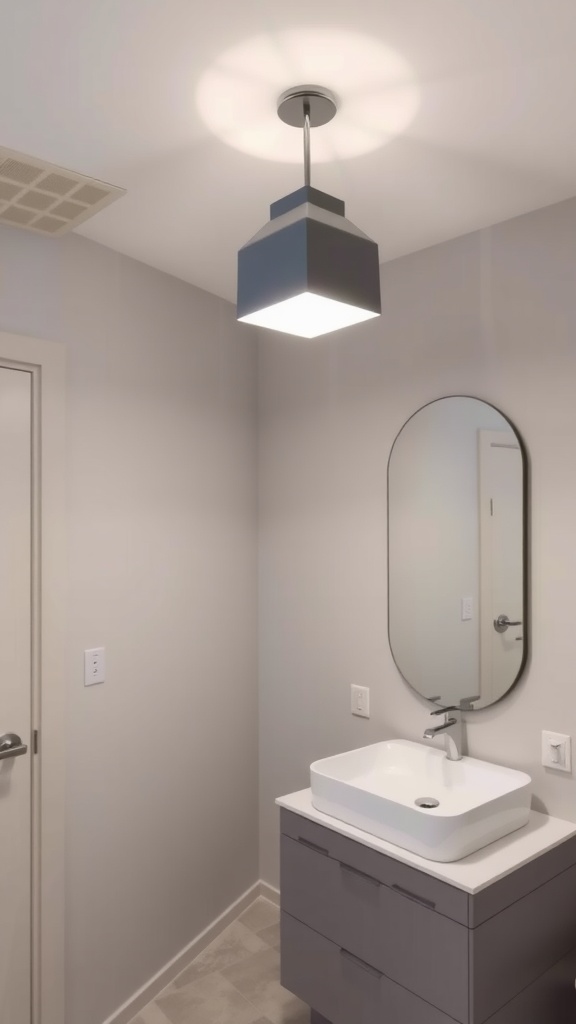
left=236, top=87, right=381, bottom=338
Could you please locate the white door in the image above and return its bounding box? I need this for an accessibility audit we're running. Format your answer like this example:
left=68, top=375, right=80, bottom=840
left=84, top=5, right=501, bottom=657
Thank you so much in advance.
left=0, top=367, right=32, bottom=1023
left=479, top=430, right=524, bottom=705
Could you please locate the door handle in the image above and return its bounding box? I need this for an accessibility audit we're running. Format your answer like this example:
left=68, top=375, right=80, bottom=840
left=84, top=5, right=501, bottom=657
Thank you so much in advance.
left=0, top=733, right=28, bottom=760
left=493, top=614, right=522, bottom=633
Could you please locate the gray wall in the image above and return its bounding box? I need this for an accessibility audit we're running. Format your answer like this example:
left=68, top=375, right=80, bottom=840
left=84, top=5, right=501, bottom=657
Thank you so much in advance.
left=4, top=188, right=576, bottom=1016
left=259, top=195, right=576, bottom=885
left=0, top=226, right=258, bottom=1024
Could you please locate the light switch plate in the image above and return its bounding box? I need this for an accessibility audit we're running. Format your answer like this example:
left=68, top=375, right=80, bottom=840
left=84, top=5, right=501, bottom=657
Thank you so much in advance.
left=351, top=684, right=370, bottom=718
left=541, top=730, right=572, bottom=772
left=84, top=647, right=105, bottom=686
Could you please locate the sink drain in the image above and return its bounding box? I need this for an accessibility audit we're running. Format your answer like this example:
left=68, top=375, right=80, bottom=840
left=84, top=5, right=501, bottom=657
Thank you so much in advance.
left=415, top=797, right=440, bottom=809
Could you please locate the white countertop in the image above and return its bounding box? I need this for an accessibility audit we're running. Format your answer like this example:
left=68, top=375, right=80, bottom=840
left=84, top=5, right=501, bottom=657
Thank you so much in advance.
left=276, top=788, right=576, bottom=894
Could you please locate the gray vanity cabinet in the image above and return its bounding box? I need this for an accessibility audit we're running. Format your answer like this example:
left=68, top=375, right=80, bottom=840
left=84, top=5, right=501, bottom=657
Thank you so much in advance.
left=279, top=808, right=576, bottom=1023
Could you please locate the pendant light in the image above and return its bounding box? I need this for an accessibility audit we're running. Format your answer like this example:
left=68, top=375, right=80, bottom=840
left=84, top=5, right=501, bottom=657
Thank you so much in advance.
left=237, top=86, right=382, bottom=338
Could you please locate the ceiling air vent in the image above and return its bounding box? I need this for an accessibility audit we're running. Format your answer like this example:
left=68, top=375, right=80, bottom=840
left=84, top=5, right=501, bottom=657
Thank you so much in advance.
left=0, top=146, right=125, bottom=236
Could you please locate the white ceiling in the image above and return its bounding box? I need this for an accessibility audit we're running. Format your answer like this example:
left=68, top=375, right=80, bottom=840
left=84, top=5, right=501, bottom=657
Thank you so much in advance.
left=1, top=0, right=576, bottom=302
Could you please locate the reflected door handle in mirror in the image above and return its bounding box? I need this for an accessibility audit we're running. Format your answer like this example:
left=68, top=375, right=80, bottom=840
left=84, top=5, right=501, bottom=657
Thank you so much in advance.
left=493, top=614, right=522, bottom=633
left=0, top=733, right=28, bottom=760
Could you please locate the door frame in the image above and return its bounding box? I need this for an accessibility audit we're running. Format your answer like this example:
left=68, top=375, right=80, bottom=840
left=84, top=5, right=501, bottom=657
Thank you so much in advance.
left=478, top=428, right=523, bottom=707
left=0, top=333, right=65, bottom=1024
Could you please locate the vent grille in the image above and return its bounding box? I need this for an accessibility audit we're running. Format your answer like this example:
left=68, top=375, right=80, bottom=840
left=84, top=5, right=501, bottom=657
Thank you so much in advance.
left=73, top=184, right=108, bottom=205
left=0, top=146, right=125, bottom=235
left=17, top=190, right=55, bottom=211
left=34, top=216, right=68, bottom=234
left=0, top=206, right=36, bottom=225
left=0, top=180, right=22, bottom=201
left=40, top=172, right=77, bottom=195
left=51, top=199, right=87, bottom=218
left=0, top=158, right=43, bottom=185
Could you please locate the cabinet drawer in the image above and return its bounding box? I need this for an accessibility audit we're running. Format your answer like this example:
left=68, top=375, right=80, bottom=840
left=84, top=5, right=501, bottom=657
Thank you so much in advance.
left=281, top=911, right=458, bottom=1024
left=280, top=808, right=468, bottom=924
left=470, top=834, right=576, bottom=926
left=484, top=946, right=576, bottom=1024
left=281, top=833, right=469, bottom=1021
left=471, top=862, right=576, bottom=1022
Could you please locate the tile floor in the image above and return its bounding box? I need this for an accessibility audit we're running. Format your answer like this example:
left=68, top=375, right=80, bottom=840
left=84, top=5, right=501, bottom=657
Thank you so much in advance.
left=129, top=898, right=310, bottom=1024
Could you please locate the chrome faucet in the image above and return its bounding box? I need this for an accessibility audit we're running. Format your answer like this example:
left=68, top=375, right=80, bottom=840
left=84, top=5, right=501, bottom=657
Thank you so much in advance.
left=423, top=707, right=463, bottom=761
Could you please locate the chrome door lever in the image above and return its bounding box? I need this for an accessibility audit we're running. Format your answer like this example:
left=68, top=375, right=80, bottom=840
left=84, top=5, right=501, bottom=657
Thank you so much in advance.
left=494, top=614, right=522, bottom=633
left=0, top=733, right=28, bottom=760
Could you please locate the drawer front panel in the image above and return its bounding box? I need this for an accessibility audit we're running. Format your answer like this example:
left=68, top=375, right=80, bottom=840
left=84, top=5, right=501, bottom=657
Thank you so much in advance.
left=280, top=808, right=468, bottom=924
left=281, top=834, right=469, bottom=1021
left=281, top=911, right=459, bottom=1024
left=472, top=863, right=576, bottom=1022
left=470, top=834, right=576, bottom=926
left=484, top=945, right=576, bottom=1024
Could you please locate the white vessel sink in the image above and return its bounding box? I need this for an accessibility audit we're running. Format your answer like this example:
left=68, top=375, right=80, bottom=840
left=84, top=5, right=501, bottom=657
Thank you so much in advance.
left=310, top=740, right=532, bottom=862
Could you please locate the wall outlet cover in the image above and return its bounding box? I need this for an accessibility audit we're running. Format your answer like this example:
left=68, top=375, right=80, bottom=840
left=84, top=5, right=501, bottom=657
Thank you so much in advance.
left=84, top=647, right=105, bottom=686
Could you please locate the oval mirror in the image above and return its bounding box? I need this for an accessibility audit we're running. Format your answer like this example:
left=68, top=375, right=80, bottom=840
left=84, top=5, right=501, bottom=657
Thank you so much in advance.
left=388, top=397, right=527, bottom=711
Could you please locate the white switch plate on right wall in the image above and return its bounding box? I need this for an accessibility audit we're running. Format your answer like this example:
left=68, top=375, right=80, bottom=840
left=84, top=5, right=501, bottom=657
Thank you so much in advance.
left=541, top=731, right=572, bottom=772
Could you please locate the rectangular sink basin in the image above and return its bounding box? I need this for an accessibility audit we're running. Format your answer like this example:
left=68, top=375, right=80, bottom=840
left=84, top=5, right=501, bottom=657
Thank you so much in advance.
left=310, top=740, right=532, bottom=862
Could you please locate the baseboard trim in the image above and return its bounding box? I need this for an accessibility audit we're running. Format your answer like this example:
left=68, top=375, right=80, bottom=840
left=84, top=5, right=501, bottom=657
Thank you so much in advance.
left=258, top=879, right=280, bottom=906
left=101, top=880, right=271, bottom=1024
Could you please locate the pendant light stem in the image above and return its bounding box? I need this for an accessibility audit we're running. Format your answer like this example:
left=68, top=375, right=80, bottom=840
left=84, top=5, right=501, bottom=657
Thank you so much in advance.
left=303, top=101, right=311, bottom=187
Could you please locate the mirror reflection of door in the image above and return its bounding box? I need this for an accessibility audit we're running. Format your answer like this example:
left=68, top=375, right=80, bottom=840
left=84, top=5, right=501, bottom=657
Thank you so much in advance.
left=479, top=432, right=524, bottom=706
left=388, top=397, right=526, bottom=712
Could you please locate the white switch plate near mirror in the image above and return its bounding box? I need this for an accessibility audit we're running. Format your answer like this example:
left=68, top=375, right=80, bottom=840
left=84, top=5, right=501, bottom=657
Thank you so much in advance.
left=541, top=731, right=571, bottom=773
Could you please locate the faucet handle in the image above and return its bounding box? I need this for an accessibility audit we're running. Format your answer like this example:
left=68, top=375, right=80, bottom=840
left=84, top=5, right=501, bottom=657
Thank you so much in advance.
left=430, top=705, right=459, bottom=716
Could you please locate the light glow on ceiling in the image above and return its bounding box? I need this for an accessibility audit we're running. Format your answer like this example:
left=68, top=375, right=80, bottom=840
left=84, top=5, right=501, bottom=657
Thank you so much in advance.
left=238, top=291, right=380, bottom=338
left=196, top=30, right=420, bottom=162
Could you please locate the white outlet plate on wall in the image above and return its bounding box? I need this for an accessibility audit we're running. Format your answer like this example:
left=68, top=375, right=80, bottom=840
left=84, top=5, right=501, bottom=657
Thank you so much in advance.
left=541, top=731, right=571, bottom=772
left=84, top=647, right=105, bottom=686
